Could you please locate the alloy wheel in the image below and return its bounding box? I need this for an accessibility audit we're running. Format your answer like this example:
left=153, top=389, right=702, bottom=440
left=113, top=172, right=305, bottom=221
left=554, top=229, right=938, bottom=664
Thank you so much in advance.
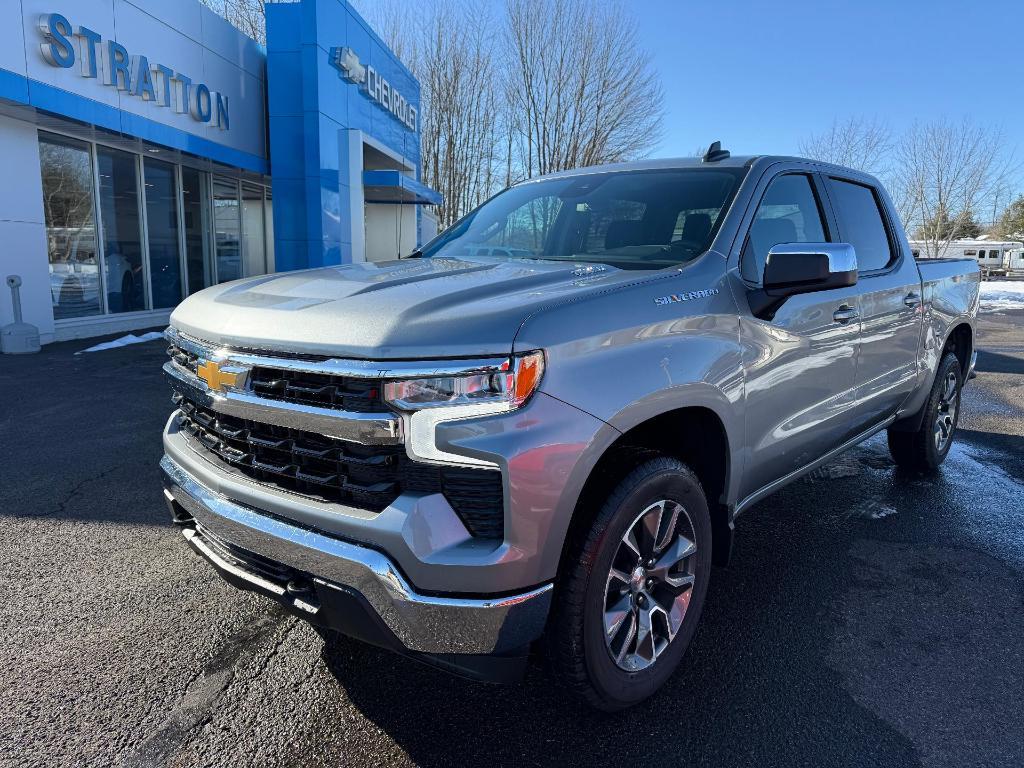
left=934, top=370, right=959, bottom=453
left=603, top=499, right=698, bottom=672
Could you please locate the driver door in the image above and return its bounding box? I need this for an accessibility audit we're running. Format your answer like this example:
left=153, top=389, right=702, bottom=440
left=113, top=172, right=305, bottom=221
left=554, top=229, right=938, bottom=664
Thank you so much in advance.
left=738, top=172, right=863, bottom=501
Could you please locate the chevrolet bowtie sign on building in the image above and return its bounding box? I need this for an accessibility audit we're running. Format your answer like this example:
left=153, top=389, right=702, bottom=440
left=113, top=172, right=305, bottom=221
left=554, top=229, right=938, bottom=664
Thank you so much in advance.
left=330, top=46, right=417, bottom=132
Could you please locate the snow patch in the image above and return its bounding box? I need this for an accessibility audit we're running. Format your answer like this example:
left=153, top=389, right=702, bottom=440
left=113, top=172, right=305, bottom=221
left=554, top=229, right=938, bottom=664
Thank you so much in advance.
left=77, top=331, right=165, bottom=354
left=979, top=281, right=1024, bottom=312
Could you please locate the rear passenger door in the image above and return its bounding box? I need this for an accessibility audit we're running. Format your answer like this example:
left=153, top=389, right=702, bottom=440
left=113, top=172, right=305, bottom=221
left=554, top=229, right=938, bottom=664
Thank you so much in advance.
left=823, top=177, right=923, bottom=427
left=738, top=171, right=862, bottom=500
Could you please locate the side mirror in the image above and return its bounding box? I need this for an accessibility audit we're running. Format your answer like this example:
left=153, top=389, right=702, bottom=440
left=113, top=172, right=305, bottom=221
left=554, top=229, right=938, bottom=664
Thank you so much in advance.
left=749, top=242, right=857, bottom=319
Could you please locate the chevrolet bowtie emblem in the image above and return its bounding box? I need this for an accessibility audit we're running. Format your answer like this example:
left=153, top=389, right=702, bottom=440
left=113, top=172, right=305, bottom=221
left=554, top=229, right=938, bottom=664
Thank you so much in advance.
left=196, top=360, right=243, bottom=393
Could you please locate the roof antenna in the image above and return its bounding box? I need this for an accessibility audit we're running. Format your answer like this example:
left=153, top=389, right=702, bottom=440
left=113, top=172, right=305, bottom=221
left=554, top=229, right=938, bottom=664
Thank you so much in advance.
left=702, top=141, right=730, bottom=163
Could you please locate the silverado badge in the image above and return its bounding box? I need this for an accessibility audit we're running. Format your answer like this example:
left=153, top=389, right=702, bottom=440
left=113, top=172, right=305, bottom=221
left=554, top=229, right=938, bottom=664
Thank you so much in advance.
left=654, top=288, right=720, bottom=305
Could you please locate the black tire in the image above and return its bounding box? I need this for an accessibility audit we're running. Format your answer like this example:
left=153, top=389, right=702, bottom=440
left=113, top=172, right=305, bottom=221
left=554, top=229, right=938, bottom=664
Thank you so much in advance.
left=887, top=351, right=963, bottom=472
left=546, top=457, right=712, bottom=711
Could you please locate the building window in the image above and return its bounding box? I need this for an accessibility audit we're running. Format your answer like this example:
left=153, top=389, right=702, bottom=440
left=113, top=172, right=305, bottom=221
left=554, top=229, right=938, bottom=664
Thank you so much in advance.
left=96, top=146, right=146, bottom=312
left=213, top=176, right=242, bottom=283
left=143, top=158, right=183, bottom=308
left=241, top=183, right=267, bottom=277
left=39, top=131, right=272, bottom=320
left=181, top=167, right=212, bottom=295
left=39, top=134, right=101, bottom=320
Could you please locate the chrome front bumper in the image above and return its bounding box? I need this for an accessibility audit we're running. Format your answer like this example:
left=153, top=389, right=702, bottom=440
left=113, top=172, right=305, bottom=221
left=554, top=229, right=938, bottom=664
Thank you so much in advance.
left=161, top=456, right=552, bottom=656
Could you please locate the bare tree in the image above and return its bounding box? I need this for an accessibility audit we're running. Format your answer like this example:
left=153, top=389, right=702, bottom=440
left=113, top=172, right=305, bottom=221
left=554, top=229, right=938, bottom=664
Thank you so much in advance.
left=894, top=118, right=1015, bottom=258
left=201, top=0, right=266, bottom=45
left=798, top=117, right=892, bottom=178
left=355, top=1, right=506, bottom=229
left=503, top=0, right=663, bottom=180
left=206, top=0, right=665, bottom=228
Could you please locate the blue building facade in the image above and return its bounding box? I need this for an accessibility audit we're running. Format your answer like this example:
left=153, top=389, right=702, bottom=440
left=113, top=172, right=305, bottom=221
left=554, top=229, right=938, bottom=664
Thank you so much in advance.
left=267, top=0, right=440, bottom=272
left=0, top=0, right=438, bottom=344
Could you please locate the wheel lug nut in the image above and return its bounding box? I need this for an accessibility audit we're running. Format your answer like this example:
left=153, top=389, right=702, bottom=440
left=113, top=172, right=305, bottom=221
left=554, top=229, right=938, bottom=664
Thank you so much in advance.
left=637, top=594, right=646, bottom=606
left=646, top=579, right=655, bottom=589
left=646, top=559, right=655, bottom=568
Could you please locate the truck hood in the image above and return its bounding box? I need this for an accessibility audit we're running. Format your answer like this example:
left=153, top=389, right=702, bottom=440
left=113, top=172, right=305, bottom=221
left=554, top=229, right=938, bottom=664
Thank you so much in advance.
left=169, top=257, right=646, bottom=358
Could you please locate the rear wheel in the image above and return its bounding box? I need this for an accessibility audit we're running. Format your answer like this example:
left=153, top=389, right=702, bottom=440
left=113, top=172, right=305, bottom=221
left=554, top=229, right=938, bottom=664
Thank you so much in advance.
left=546, top=457, right=712, bottom=710
left=887, top=351, right=963, bottom=472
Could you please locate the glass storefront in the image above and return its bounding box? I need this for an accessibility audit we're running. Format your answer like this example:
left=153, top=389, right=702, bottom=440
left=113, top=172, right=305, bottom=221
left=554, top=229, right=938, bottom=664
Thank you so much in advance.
left=38, top=131, right=273, bottom=322
left=39, top=135, right=101, bottom=320
left=241, top=183, right=267, bottom=278
left=144, top=158, right=183, bottom=309
left=97, top=146, right=146, bottom=313
left=213, top=175, right=242, bottom=284
left=181, top=167, right=212, bottom=296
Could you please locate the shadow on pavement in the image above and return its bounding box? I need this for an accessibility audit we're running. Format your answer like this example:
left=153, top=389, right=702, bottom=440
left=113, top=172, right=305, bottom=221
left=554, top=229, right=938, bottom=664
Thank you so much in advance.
left=0, top=331, right=171, bottom=526
left=318, top=467, right=924, bottom=767
left=316, top=436, right=1024, bottom=767
left=973, top=349, right=1023, bottom=375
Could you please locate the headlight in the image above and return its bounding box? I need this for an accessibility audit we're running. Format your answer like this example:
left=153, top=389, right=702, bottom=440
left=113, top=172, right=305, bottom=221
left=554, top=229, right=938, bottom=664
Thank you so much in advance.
left=384, top=351, right=545, bottom=412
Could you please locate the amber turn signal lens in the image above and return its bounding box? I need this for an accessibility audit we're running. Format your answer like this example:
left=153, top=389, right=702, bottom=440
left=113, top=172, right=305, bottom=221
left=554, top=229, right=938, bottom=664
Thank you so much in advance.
left=512, top=351, right=545, bottom=407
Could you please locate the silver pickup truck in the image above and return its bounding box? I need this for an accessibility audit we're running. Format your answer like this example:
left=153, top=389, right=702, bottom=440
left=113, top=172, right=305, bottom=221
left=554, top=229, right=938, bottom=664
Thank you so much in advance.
left=161, top=147, right=979, bottom=710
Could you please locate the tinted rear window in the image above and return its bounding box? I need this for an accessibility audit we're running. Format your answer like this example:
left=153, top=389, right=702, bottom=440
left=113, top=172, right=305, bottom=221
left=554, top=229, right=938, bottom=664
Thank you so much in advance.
left=827, top=179, right=893, bottom=272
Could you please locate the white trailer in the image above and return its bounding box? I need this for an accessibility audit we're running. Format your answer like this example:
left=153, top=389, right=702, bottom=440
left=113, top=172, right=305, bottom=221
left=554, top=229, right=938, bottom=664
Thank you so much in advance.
left=908, top=239, right=1024, bottom=279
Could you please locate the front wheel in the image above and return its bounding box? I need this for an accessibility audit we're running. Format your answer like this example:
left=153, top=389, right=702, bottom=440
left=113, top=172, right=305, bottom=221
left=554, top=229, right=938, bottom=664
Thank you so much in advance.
left=546, top=457, right=712, bottom=711
left=887, top=351, right=963, bottom=472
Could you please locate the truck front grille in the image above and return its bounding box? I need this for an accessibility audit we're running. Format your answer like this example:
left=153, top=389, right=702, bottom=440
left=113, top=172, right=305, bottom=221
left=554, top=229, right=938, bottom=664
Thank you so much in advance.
left=175, top=398, right=504, bottom=539
left=168, top=342, right=383, bottom=413
left=249, top=366, right=383, bottom=413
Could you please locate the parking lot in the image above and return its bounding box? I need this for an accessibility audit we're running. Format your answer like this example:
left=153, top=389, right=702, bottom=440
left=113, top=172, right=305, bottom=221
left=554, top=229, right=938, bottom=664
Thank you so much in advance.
left=1, top=312, right=1022, bottom=768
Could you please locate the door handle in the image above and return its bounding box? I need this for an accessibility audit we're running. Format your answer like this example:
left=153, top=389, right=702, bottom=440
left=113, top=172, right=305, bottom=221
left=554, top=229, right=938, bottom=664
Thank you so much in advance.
left=833, top=305, right=859, bottom=324
left=904, top=292, right=921, bottom=308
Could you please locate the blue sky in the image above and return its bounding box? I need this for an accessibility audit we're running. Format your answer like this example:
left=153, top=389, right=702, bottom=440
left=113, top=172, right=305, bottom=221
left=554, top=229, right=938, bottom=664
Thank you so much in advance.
left=636, top=0, right=1023, bottom=159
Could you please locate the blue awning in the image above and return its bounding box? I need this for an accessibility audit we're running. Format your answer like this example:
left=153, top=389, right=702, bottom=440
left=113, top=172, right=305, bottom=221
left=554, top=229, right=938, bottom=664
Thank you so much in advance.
left=362, top=170, right=443, bottom=205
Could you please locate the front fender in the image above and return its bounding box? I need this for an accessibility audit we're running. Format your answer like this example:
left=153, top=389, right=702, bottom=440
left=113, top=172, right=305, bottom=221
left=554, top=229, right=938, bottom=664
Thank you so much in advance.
left=513, top=259, right=746, bottom=509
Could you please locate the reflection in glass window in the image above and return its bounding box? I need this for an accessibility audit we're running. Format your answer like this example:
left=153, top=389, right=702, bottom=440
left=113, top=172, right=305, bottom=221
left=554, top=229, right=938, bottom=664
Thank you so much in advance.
left=213, top=176, right=241, bottom=283
left=742, top=174, right=828, bottom=283
left=241, top=184, right=266, bottom=278
left=182, top=168, right=211, bottom=295
left=97, top=147, right=146, bottom=312
left=144, top=158, right=182, bottom=308
left=39, top=134, right=101, bottom=319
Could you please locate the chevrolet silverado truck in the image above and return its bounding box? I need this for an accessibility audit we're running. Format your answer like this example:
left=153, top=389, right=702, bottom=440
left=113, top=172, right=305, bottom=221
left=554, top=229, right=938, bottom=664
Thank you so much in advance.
left=161, top=146, right=980, bottom=710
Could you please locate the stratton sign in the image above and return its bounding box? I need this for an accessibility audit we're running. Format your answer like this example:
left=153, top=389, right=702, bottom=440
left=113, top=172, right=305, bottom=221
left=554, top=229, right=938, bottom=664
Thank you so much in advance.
left=37, top=12, right=230, bottom=130
left=330, top=46, right=417, bottom=132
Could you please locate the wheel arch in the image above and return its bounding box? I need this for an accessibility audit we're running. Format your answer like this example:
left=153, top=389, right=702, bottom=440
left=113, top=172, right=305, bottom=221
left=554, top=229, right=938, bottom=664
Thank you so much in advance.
left=560, top=405, right=735, bottom=574
left=944, top=322, right=973, bottom=378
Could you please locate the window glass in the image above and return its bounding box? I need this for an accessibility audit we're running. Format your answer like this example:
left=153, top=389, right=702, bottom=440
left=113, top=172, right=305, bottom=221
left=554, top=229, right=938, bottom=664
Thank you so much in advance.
left=39, top=134, right=101, bottom=319
left=213, top=176, right=241, bottom=283
left=143, top=158, right=182, bottom=308
left=827, top=178, right=893, bottom=272
left=741, top=174, right=827, bottom=283
left=182, top=168, right=211, bottom=294
left=421, top=169, right=745, bottom=270
left=97, top=147, right=146, bottom=312
left=241, top=184, right=266, bottom=277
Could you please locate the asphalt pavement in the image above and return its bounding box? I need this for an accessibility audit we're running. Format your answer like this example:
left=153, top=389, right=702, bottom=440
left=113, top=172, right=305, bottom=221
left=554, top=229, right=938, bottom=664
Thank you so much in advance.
left=1, top=313, right=1022, bottom=768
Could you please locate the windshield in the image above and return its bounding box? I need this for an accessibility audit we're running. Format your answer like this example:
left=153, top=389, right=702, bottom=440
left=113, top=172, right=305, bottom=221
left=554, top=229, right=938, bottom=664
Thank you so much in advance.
left=419, top=167, right=746, bottom=269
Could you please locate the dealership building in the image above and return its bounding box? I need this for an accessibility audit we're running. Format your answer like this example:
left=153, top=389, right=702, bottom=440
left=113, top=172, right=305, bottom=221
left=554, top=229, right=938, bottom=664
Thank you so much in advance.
left=0, top=0, right=440, bottom=344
